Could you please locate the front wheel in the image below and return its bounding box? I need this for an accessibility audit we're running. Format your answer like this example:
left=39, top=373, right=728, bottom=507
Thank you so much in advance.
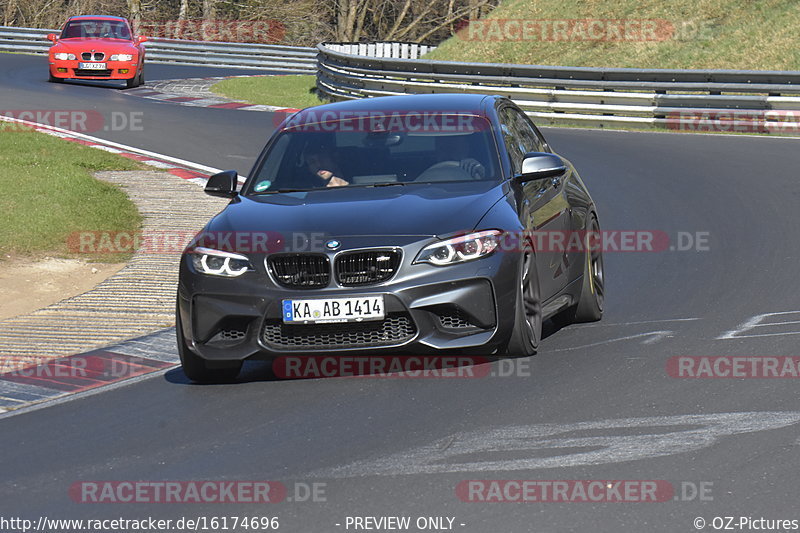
left=555, top=214, right=604, bottom=327
left=176, top=304, right=242, bottom=383
left=125, top=66, right=143, bottom=88
left=574, top=214, right=604, bottom=322
left=500, top=252, right=542, bottom=357
left=48, top=72, right=63, bottom=83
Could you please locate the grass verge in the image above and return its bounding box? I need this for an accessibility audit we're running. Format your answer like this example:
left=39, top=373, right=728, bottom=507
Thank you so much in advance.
left=427, top=0, right=800, bottom=70
left=0, top=125, right=143, bottom=261
left=211, top=74, right=323, bottom=109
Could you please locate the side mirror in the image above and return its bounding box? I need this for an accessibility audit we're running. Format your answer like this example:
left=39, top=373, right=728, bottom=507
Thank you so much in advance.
left=205, top=170, right=238, bottom=198
left=517, top=152, right=567, bottom=182
left=46, top=33, right=58, bottom=42
left=136, top=35, right=148, bottom=44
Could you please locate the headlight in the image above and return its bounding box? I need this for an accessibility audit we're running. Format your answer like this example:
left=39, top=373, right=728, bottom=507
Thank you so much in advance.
left=110, top=54, right=134, bottom=61
left=53, top=53, right=76, bottom=60
left=189, top=247, right=253, bottom=277
left=415, top=230, right=502, bottom=266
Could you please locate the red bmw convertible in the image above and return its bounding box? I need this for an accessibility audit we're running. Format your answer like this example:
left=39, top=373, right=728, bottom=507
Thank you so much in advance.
left=47, top=15, right=147, bottom=88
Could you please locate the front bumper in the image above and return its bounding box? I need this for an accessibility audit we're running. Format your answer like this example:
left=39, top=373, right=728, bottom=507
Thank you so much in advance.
left=49, top=60, right=139, bottom=79
left=177, top=238, right=522, bottom=361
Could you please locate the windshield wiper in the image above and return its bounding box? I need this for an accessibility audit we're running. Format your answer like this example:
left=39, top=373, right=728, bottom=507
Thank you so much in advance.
left=253, top=188, right=310, bottom=194
left=368, top=182, right=406, bottom=187
left=253, top=183, right=404, bottom=194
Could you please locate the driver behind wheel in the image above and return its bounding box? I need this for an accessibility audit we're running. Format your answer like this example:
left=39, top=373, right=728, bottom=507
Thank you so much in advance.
left=302, top=144, right=349, bottom=187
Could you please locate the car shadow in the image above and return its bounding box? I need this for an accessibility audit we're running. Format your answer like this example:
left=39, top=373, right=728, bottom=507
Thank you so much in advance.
left=542, top=318, right=561, bottom=340
left=165, top=353, right=504, bottom=385
left=164, top=319, right=574, bottom=386
left=52, top=78, right=128, bottom=90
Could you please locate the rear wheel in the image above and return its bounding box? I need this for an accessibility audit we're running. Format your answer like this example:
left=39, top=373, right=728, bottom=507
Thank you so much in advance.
left=176, top=303, right=242, bottom=383
left=501, top=252, right=542, bottom=357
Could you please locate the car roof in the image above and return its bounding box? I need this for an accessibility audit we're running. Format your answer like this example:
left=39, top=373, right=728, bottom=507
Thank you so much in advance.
left=67, top=15, right=129, bottom=22
left=291, top=94, right=497, bottom=121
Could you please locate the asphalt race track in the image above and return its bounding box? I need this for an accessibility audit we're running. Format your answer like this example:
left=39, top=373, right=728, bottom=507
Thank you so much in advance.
left=0, top=54, right=281, bottom=175
left=2, top=53, right=800, bottom=532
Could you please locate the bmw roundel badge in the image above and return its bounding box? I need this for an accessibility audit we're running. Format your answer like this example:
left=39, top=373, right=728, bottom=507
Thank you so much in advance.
left=325, top=240, right=341, bottom=250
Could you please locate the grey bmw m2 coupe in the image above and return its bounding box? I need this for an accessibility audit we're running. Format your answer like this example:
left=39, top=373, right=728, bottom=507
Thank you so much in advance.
left=177, top=94, right=604, bottom=382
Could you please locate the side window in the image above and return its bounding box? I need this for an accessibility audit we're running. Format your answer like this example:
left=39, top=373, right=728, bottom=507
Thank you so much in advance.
left=499, top=107, right=525, bottom=173
left=509, top=107, right=546, bottom=154
left=529, top=121, right=549, bottom=152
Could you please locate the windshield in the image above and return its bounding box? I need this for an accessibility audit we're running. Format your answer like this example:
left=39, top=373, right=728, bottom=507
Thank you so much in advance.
left=246, top=114, right=500, bottom=194
left=61, top=20, right=132, bottom=40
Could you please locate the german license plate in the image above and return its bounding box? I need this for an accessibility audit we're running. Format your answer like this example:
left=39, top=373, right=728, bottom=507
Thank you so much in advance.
left=282, top=296, right=384, bottom=324
left=78, top=62, right=106, bottom=70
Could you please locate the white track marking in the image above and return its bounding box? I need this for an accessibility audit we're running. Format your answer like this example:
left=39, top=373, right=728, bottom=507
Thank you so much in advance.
left=0, top=114, right=225, bottom=176
left=550, top=331, right=673, bottom=351
left=314, top=412, right=800, bottom=478
left=717, top=311, right=800, bottom=339
left=91, top=145, right=123, bottom=154
left=141, top=160, right=176, bottom=169
left=576, top=318, right=701, bottom=328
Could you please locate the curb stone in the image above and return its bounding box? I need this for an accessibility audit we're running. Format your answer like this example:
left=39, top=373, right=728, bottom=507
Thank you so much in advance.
left=0, top=170, right=229, bottom=413
left=123, top=75, right=301, bottom=113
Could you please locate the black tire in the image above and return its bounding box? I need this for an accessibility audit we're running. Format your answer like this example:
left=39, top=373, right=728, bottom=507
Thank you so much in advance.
left=176, top=304, right=241, bottom=383
left=501, top=252, right=542, bottom=357
left=551, top=213, right=605, bottom=326
left=48, top=72, right=63, bottom=83
left=126, top=66, right=143, bottom=89
left=574, top=214, right=604, bottom=322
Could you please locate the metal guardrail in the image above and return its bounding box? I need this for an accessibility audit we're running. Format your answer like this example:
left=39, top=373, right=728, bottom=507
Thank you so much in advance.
left=316, top=43, right=800, bottom=132
left=324, top=42, right=435, bottom=59
left=0, top=25, right=316, bottom=73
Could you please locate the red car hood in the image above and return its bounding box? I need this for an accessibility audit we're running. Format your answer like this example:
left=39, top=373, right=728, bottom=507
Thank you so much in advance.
left=52, top=39, right=139, bottom=53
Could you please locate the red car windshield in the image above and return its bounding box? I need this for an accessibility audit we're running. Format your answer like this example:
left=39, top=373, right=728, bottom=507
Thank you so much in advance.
left=61, top=20, right=131, bottom=40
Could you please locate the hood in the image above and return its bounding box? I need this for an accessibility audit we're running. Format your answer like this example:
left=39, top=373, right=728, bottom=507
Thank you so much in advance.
left=206, top=181, right=508, bottom=238
left=52, top=39, right=138, bottom=53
